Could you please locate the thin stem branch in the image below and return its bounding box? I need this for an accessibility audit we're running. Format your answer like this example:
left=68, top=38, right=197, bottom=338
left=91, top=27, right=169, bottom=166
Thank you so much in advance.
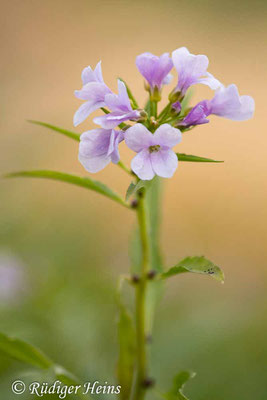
left=117, top=160, right=132, bottom=175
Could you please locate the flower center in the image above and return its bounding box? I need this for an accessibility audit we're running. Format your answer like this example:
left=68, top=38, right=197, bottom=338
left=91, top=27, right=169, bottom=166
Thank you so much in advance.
left=149, top=145, right=161, bottom=153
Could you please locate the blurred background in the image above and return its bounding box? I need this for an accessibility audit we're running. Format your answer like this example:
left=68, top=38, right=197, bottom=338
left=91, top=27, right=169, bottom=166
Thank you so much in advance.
left=0, top=0, right=266, bottom=398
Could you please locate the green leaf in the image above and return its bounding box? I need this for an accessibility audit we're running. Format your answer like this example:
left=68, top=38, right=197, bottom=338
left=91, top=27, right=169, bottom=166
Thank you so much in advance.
left=125, top=179, right=153, bottom=201
left=117, top=305, right=136, bottom=400
left=0, top=332, right=52, bottom=369
left=161, top=256, right=224, bottom=283
left=28, top=120, right=80, bottom=142
left=118, top=78, right=139, bottom=109
left=126, top=182, right=136, bottom=201
left=177, top=153, right=223, bottom=163
left=0, top=332, right=92, bottom=399
left=5, top=170, right=130, bottom=209
left=164, top=371, right=196, bottom=400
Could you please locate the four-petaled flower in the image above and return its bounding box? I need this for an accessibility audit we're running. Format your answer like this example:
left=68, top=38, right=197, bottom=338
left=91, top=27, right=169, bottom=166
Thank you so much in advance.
left=79, top=128, right=124, bottom=173
left=93, top=80, right=141, bottom=129
left=74, top=62, right=112, bottom=127
left=172, top=47, right=221, bottom=96
left=180, top=84, right=255, bottom=127
left=125, top=124, right=182, bottom=180
left=75, top=48, right=255, bottom=181
left=136, top=52, right=173, bottom=93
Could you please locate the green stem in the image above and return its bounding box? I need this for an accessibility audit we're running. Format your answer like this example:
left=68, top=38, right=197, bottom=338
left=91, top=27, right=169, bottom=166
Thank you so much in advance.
left=134, top=191, right=150, bottom=400
left=158, top=102, right=172, bottom=121
left=117, top=160, right=132, bottom=175
left=150, top=100, right=158, bottom=119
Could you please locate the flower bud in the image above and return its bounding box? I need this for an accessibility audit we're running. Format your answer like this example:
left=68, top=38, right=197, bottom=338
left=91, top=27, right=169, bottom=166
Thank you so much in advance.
left=171, top=101, right=182, bottom=115
left=137, top=109, right=148, bottom=123
left=169, top=89, right=184, bottom=103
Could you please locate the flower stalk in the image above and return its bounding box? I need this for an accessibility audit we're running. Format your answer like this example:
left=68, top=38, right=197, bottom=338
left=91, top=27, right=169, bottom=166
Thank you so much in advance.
left=134, top=190, right=151, bottom=400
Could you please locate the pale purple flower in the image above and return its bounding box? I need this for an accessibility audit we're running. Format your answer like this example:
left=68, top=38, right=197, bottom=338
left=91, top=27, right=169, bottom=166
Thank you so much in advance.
left=79, top=128, right=124, bottom=173
left=180, top=84, right=255, bottom=127
left=74, top=61, right=112, bottom=127
left=136, top=52, right=173, bottom=91
left=125, top=124, right=182, bottom=180
left=206, top=84, right=255, bottom=121
left=172, top=47, right=221, bottom=95
left=179, top=101, right=210, bottom=126
left=93, top=80, right=141, bottom=129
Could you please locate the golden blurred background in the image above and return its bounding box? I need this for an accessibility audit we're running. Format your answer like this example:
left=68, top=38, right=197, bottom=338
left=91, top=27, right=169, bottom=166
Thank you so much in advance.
left=0, top=0, right=266, bottom=399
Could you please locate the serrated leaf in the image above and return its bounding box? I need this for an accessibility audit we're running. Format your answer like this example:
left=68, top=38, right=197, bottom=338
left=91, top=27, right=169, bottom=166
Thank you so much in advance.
left=28, top=120, right=80, bottom=141
left=161, top=256, right=224, bottom=283
left=5, top=170, right=130, bottom=208
left=177, top=153, right=223, bottom=163
left=164, top=371, right=196, bottom=400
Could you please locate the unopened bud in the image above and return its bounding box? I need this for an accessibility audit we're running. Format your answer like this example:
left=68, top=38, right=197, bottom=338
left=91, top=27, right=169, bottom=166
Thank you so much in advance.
left=137, top=109, right=148, bottom=122
left=171, top=101, right=182, bottom=115
left=169, top=89, right=184, bottom=103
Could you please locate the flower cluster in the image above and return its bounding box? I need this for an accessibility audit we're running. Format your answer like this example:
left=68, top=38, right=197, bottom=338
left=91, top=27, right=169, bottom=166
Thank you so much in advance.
left=74, top=47, right=254, bottom=180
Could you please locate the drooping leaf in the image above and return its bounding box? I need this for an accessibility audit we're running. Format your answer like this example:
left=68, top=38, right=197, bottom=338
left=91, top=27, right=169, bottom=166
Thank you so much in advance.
left=28, top=120, right=80, bottom=142
left=5, top=170, right=130, bottom=209
left=164, top=371, right=196, bottom=400
left=0, top=332, right=52, bottom=369
left=177, top=153, right=223, bottom=163
left=118, top=78, right=139, bottom=109
left=0, top=332, right=92, bottom=399
left=161, top=256, right=224, bottom=283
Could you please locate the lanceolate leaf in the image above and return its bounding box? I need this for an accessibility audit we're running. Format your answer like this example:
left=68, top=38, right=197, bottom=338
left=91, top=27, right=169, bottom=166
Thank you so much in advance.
left=164, top=371, right=196, bottom=400
left=0, top=332, right=52, bottom=369
left=28, top=120, right=80, bottom=141
left=5, top=170, right=130, bottom=209
left=177, top=153, right=223, bottom=163
left=0, top=332, right=91, bottom=399
left=161, top=256, right=224, bottom=283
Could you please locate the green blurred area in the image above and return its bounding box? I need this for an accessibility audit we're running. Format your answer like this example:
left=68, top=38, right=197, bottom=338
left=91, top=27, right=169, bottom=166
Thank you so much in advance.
left=1, top=0, right=267, bottom=399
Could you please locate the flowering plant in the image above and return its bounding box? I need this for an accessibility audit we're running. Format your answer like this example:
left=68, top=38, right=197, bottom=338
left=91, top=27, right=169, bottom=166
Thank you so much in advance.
left=3, top=47, right=254, bottom=400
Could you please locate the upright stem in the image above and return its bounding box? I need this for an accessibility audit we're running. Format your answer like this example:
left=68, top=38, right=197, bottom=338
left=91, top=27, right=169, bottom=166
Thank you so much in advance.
left=134, top=191, right=150, bottom=400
